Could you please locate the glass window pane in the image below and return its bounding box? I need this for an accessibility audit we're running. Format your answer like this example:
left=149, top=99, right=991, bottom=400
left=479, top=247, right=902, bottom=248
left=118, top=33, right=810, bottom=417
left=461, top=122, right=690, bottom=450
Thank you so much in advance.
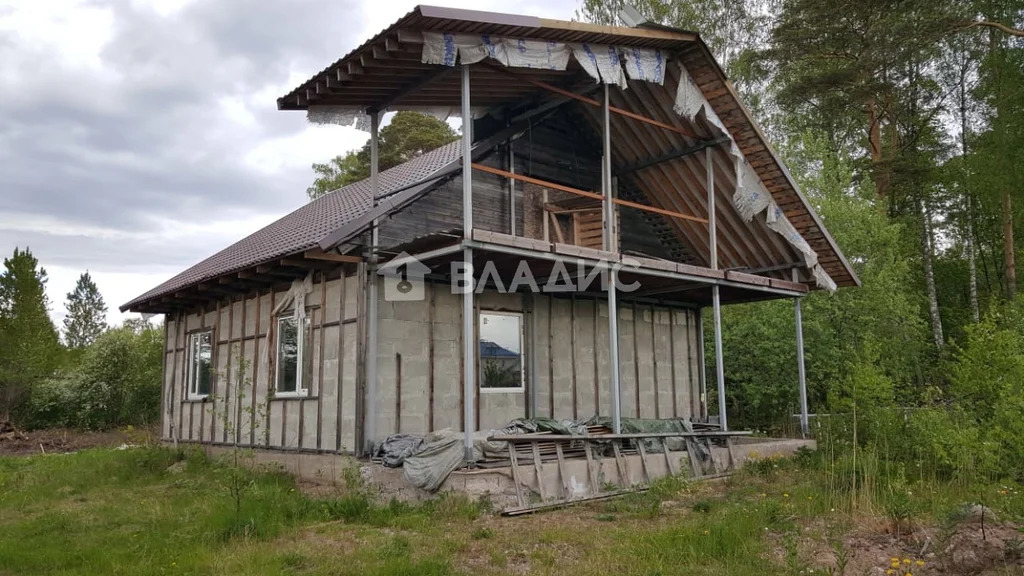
left=197, top=332, right=212, bottom=396
left=277, top=316, right=298, bottom=393
left=188, top=331, right=212, bottom=398
left=479, top=312, right=523, bottom=389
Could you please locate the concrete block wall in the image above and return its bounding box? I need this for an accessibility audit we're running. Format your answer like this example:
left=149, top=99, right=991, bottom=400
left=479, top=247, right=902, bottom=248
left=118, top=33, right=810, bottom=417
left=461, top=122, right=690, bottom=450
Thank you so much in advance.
left=163, top=272, right=705, bottom=453
left=372, top=280, right=704, bottom=442
left=162, top=271, right=361, bottom=453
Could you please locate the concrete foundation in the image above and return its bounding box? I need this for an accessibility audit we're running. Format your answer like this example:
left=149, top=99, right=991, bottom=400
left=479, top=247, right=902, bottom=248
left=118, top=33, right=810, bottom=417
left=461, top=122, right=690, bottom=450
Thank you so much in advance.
left=200, top=437, right=815, bottom=510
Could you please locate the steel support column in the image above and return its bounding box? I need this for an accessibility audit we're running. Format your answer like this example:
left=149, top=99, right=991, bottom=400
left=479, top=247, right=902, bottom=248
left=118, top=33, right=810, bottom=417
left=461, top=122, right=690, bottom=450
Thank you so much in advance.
left=707, top=147, right=727, bottom=431
left=364, top=110, right=380, bottom=454
left=794, top=270, right=809, bottom=438
left=508, top=139, right=516, bottom=236
left=461, top=65, right=476, bottom=463
left=602, top=84, right=622, bottom=435
left=696, top=308, right=708, bottom=421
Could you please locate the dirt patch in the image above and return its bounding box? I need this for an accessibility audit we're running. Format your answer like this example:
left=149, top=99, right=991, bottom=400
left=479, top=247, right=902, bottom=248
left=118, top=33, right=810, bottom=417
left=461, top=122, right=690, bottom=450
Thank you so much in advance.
left=0, top=425, right=157, bottom=456
left=798, top=517, right=1024, bottom=576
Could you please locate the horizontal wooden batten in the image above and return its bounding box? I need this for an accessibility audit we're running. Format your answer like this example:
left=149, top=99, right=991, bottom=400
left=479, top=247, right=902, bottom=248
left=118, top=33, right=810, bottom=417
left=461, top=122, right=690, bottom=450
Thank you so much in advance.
left=471, top=163, right=708, bottom=225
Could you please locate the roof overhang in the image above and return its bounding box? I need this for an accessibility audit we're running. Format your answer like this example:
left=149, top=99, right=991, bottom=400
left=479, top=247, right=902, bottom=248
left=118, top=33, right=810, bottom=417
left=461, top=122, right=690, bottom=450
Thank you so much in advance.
left=278, top=4, right=858, bottom=289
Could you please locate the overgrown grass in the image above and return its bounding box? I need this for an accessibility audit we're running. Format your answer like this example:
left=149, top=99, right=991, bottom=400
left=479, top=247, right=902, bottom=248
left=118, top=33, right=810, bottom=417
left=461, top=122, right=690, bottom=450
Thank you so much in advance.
left=0, top=444, right=1020, bottom=575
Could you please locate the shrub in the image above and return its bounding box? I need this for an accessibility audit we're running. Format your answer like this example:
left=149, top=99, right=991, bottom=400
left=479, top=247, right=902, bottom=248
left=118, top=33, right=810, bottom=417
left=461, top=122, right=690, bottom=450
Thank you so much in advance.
left=24, top=322, right=163, bottom=430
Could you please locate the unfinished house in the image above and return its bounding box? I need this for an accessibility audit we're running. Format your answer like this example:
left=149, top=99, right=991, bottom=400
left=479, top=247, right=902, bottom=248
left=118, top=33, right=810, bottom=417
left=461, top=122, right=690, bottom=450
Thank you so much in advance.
left=122, top=6, right=858, bottom=510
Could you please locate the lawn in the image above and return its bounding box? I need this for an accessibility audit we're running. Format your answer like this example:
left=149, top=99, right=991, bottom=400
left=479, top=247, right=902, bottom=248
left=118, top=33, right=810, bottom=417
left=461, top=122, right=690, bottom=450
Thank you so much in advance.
left=0, top=445, right=1021, bottom=575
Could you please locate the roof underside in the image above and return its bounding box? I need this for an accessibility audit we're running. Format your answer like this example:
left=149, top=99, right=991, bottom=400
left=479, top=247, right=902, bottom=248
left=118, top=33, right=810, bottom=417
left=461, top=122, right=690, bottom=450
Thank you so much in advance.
left=122, top=5, right=857, bottom=313
left=277, top=5, right=857, bottom=287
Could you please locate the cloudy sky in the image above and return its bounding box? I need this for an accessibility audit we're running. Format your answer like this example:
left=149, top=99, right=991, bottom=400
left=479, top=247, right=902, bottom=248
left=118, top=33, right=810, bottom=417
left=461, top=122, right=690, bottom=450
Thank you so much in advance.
left=0, top=0, right=577, bottom=331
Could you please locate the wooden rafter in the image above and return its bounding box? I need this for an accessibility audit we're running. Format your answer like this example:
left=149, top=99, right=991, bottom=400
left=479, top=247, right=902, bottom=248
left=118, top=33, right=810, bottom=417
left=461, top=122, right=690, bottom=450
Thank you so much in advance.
left=483, top=63, right=700, bottom=140
left=303, top=248, right=361, bottom=263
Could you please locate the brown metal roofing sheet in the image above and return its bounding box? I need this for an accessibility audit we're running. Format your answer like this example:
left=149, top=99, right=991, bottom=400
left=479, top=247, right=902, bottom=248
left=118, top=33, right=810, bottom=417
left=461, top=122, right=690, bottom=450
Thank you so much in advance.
left=120, top=140, right=463, bottom=311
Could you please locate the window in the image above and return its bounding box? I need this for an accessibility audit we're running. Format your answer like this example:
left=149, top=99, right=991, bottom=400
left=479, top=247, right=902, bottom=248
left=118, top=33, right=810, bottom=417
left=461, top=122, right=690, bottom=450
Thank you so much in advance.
left=275, top=311, right=312, bottom=396
left=186, top=330, right=212, bottom=399
left=478, top=311, right=524, bottom=391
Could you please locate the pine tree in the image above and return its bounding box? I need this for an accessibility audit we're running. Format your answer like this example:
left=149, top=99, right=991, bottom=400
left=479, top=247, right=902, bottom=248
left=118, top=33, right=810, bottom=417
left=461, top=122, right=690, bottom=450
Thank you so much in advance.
left=307, top=111, right=459, bottom=199
left=63, top=271, right=107, bottom=349
left=0, top=248, right=60, bottom=422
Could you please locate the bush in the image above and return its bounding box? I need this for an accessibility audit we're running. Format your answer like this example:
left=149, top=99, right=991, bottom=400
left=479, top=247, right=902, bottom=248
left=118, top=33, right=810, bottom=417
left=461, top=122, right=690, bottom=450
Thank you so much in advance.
left=24, top=322, right=163, bottom=430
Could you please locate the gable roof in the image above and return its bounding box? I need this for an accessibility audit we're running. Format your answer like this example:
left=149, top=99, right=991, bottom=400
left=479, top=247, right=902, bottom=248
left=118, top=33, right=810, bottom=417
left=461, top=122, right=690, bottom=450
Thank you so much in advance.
left=277, top=5, right=858, bottom=289
left=120, top=141, right=462, bottom=312
left=124, top=5, right=860, bottom=313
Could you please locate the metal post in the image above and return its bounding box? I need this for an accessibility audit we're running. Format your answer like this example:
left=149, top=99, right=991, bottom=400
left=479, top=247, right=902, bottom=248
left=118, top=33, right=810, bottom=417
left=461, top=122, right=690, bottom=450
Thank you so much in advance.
left=365, top=110, right=380, bottom=453
left=707, top=147, right=727, bottom=431
left=461, top=65, right=476, bottom=462
left=509, top=139, right=516, bottom=236
left=712, top=286, right=726, bottom=430
left=794, top=269, right=809, bottom=437
left=706, top=148, right=717, bottom=268
left=696, top=308, right=708, bottom=420
left=602, top=84, right=622, bottom=435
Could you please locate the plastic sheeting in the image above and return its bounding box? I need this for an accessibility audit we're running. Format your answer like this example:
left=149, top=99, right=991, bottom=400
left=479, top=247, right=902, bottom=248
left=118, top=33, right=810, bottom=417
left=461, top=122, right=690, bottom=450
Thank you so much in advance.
left=376, top=415, right=723, bottom=492
left=622, top=47, right=666, bottom=85
left=671, top=62, right=838, bottom=291
left=570, top=43, right=627, bottom=87
left=421, top=33, right=661, bottom=88
left=307, top=106, right=372, bottom=132
left=401, top=429, right=508, bottom=492
left=372, top=434, right=426, bottom=468
left=423, top=32, right=569, bottom=70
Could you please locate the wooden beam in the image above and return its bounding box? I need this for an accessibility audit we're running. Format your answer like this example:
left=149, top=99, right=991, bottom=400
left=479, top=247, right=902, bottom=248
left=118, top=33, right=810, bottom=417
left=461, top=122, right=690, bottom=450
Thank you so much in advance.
left=254, top=264, right=303, bottom=278
left=471, top=163, right=708, bottom=224
left=197, top=282, right=232, bottom=294
left=368, top=66, right=453, bottom=113
left=396, top=29, right=423, bottom=43
left=279, top=257, right=335, bottom=270
left=173, top=291, right=208, bottom=302
left=237, top=270, right=280, bottom=285
left=483, top=63, right=700, bottom=139
left=303, top=248, right=361, bottom=263
left=616, top=136, right=731, bottom=176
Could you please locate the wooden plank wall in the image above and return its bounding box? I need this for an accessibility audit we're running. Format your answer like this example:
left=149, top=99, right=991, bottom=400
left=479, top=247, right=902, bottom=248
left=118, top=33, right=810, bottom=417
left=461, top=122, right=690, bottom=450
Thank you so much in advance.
left=162, top=271, right=362, bottom=452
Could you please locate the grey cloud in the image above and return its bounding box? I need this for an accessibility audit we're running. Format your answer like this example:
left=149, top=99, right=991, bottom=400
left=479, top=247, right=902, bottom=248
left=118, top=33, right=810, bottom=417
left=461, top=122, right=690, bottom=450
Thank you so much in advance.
left=1, top=0, right=365, bottom=263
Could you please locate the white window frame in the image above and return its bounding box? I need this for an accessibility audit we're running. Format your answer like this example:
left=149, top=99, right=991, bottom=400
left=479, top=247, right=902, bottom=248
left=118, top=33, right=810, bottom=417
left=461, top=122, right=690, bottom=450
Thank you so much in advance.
left=274, top=312, right=309, bottom=398
left=186, top=330, right=212, bottom=400
left=478, top=310, right=526, bottom=393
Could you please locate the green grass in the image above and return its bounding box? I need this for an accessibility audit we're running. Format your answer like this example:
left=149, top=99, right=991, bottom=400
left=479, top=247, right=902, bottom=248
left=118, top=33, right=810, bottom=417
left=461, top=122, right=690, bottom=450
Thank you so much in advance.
left=0, top=445, right=1020, bottom=575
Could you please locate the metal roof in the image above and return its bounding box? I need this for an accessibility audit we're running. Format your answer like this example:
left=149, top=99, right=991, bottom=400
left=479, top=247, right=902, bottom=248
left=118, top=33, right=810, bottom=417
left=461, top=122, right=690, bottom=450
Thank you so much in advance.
left=275, top=4, right=858, bottom=288
left=123, top=5, right=859, bottom=313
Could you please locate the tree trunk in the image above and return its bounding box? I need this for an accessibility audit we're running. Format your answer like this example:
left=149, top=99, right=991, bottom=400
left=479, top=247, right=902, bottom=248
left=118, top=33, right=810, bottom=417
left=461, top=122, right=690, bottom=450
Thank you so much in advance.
left=967, top=203, right=981, bottom=322
left=1003, top=189, right=1016, bottom=298
left=867, top=99, right=888, bottom=200
left=957, top=52, right=981, bottom=322
left=920, top=198, right=944, bottom=351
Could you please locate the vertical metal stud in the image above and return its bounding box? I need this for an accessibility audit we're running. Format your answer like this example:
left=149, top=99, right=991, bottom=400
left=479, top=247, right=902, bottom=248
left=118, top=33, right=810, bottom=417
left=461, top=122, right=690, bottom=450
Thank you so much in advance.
left=364, top=110, right=380, bottom=453
left=461, top=64, right=476, bottom=463
left=602, top=83, right=622, bottom=435
left=794, top=270, right=809, bottom=437
left=707, top=148, right=727, bottom=431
